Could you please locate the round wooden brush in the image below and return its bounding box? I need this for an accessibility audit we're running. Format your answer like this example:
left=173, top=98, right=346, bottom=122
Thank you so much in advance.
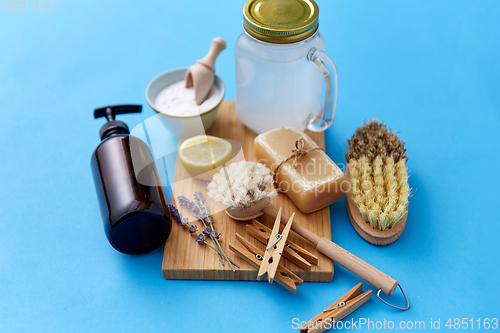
left=207, top=161, right=277, bottom=221
left=345, top=120, right=410, bottom=245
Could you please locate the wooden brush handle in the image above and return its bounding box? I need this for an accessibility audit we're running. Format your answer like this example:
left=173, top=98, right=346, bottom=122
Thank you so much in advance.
left=263, top=205, right=321, bottom=245
left=263, top=205, right=398, bottom=295
left=316, top=238, right=398, bottom=295
left=197, top=37, right=226, bottom=71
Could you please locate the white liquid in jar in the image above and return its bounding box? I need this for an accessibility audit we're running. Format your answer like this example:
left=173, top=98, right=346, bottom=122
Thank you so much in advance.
left=235, top=32, right=326, bottom=134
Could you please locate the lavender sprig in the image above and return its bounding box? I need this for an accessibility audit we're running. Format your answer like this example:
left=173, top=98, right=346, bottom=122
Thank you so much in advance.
left=169, top=204, right=224, bottom=256
left=169, top=204, right=189, bottom=226
left=193, top=192, right=236, bottom=271
left=211, top=230, right=221, bottom=240
left=178, top=192, right=238, bottom=271
left=179, top=197, right=224, bottom=265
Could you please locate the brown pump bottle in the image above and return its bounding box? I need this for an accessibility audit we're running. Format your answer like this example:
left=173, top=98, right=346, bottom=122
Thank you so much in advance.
left=90, top=105, right=172, bottom=254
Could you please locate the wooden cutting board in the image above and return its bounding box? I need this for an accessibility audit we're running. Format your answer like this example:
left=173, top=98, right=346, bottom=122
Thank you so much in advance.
left=162, top=101, right=334, bottom=282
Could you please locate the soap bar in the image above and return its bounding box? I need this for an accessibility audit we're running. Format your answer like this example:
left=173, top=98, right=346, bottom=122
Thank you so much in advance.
left=254, top=126, right=345, bottom=213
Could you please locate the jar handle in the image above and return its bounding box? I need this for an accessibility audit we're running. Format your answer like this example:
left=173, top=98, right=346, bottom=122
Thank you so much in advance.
left=306, top=47, right=339, bottom=132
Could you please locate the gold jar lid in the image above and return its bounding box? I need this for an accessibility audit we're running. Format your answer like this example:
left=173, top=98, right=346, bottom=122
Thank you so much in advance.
left=243, top=0, right=319, bottom=44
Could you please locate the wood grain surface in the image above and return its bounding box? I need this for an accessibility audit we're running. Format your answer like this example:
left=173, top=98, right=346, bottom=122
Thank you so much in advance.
left=162, top=101, right=334, bottom=282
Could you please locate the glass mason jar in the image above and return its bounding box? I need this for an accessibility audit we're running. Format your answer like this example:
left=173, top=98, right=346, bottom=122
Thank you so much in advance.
left=235, top=0, right=338, bottom=134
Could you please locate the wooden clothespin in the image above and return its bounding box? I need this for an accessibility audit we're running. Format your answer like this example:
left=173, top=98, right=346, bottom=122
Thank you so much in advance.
left=299, top=283, right=372, bottom=333
left=257, top=208, right=294, bottom=284
left=229, top=233, right=303, bottom=293
left=246, top=219, right=318, bottom=271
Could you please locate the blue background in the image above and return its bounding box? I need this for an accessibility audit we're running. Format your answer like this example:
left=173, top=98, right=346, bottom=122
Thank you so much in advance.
left=1, top=0, right=499, bottom=332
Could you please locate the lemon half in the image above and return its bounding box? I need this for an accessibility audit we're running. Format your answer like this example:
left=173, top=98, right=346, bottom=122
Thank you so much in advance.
left=179, top=135, right=232, bottom=180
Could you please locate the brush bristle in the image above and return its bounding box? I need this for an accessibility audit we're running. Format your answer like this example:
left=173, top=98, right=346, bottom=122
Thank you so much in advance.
left=346, top=119, right=407, bottom=163
left=207, top=161, right=277, bottom=210
left=347, top=120, right=410, bottom=230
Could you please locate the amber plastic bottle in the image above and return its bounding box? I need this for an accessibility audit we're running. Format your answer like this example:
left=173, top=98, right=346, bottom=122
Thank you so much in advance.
left=90, top=105, right=172, bottom=255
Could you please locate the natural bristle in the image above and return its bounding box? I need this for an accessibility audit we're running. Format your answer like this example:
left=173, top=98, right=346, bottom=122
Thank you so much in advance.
left=207, top=161, right=277, bottom=210
left=346, top=119, right=407, bottom=163
left=347, top=120, right=410, bottom=231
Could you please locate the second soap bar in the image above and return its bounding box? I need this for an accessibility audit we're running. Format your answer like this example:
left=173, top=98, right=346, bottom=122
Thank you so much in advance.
left=254, top=126, right=345, bottom=214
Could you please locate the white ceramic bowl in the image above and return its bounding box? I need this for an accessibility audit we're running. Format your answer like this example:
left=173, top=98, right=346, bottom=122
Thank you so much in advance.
left=145, top=67, right=225, bottom=137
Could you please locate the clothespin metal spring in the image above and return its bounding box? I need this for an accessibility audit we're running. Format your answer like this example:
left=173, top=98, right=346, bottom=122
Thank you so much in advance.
left=266, top=233, right=282, bottom=250
left=323, top=301, right=345, bottom=312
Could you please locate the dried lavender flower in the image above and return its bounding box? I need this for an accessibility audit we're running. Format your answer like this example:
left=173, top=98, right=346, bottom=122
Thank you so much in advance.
left=169, top=204, right=180, bottom=220
left=196, top=233, right=206, bottom=244
left=178, top=196, right=189, bottom=205
left=211, top=230, right=221, bottom=240
left=169, top=203, right=237, bottom=269
left=169, top=204, right=189, bottom=226
left=176, top=192, right=238, bottom=271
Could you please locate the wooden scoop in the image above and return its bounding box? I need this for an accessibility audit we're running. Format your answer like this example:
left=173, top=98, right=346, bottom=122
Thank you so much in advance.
left=185, top=37, right=226, bottom=105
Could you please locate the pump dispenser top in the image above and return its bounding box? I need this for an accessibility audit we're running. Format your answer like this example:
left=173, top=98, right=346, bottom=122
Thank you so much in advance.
left=94, top=104, right=142, bottom=140
left=91, top=104, right=172, bottom=255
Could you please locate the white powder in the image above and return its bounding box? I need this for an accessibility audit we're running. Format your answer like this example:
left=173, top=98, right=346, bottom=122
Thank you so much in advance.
left=154, top=80, right=220, bottom=117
